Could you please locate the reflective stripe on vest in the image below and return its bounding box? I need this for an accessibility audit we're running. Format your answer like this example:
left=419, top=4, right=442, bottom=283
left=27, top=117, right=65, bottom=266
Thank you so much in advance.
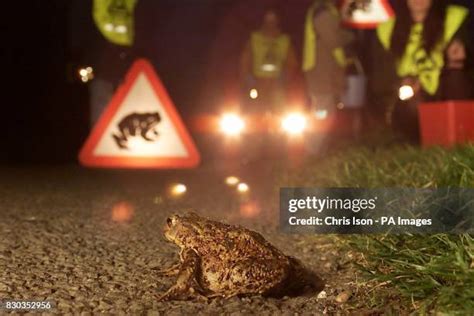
left=251, top=31, right=290, bottom=79
left=377, top=5, right=469, bottom=95
left=93, top=0, right=137, bottom=46
left=302, top=2, right=347, bottom=72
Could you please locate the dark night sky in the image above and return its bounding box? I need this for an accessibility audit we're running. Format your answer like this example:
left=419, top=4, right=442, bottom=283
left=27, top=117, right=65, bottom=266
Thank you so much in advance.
left=3, top=0, right=474, bottom=163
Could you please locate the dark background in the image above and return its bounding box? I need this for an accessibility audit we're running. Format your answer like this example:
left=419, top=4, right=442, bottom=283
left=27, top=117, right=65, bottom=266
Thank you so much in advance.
left=3, top=0, right=473, bottom=163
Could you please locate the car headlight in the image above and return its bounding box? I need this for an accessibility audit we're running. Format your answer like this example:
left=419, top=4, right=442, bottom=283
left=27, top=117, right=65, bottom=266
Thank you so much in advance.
left=237, top=182, right=249, bottom=193
left=399, top=85, right=415, bottom=101
left=281, top=112, right=307, bottom=135
left=219, top=113, right=245, bottom=136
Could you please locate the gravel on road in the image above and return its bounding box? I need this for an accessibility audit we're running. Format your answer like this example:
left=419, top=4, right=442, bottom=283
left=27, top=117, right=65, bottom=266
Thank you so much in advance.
left=0, top=165, right=359, bottom=315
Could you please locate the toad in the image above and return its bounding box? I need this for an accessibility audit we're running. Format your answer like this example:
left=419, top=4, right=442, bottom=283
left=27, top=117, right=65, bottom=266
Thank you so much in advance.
left=157, top=212, right=324, bottom=301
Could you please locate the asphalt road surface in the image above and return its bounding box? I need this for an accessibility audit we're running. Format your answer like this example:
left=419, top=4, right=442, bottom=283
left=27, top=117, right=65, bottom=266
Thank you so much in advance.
left=0, top=160, right=356, bottom=315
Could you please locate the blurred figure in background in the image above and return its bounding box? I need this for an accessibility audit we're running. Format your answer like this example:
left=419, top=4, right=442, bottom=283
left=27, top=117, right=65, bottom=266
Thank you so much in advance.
left=240, top=8, right=298, bottom=113
left=302, top=0, right=354, bottom=120
left=89, top=0, right=137, bottom=126
left=84, top=0, right=138, bottom=126
left=372, top=0, right=472, bottom=141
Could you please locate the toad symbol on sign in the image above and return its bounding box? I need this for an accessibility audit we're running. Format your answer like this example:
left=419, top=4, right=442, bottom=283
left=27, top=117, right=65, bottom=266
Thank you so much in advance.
left=112, top=112, right=161, bottom=149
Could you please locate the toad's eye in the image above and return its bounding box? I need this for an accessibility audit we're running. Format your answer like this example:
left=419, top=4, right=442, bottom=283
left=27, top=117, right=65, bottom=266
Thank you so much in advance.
left=167, top=217, right=173, bottom=226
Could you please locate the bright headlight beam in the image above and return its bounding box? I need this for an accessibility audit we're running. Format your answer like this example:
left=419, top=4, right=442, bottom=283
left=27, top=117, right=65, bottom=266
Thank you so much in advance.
left=219, top=114, right=245, bottom=136
left=282, top=113, right=307, bottom=135
left=237, top=182, right=249, bottom=193
left=399, top=85, right=415, bottom=101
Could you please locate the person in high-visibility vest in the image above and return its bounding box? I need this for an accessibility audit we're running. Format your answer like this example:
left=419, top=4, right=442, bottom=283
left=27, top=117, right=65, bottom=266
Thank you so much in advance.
left=373, top=0, right=472, bottom=140
left=88, top=0, right=138, bottom=126
left=302, top=0, right=354, bottom=118
left=93, top=0, right=137, bottom=46
left=240, top=8, right=297, bottom=112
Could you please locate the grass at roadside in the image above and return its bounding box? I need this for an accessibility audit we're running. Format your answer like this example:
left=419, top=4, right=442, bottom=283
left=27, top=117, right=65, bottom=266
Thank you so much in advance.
left=280, top=142, right=474, bottom=314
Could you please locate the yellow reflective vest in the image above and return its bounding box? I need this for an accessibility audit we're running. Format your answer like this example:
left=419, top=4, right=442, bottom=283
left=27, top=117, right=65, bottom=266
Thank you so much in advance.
left=250, top=31, right=290, bottom=79
left=302, top=2, right=347, bottom=72
left=377, top=5, right=469, bottom=95
left=93, top=0, right=138, bottom=46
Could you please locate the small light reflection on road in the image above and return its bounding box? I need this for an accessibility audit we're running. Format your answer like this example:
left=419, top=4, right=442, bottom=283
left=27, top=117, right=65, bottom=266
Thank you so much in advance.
left=111, top=201, right=134, bottom=223
left=239, top=200, right=260, bottom=218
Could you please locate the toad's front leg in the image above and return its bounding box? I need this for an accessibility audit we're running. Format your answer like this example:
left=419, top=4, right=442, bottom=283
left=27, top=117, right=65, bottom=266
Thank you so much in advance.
left=154, top=248, right=195, bottom=277
left=154, top=262, right=181, bottom=277
left=157, top=249, right=207, bottom=301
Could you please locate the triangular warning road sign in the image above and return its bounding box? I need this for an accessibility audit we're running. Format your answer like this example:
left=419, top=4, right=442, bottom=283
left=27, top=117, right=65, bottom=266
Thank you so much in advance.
left=341, top=0, right=394, bottom=29
left=79, top=59, right=200, bottom=169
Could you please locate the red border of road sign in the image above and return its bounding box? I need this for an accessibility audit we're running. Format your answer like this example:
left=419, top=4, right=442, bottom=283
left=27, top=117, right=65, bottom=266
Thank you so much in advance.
left=342, top=0, right=394, bottom=29
left=79, top=59, right=201, bottom=169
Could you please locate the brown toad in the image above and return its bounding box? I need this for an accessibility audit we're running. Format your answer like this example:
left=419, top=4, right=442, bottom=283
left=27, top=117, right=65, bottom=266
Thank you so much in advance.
left=156, top=212, right=324, bottom=301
